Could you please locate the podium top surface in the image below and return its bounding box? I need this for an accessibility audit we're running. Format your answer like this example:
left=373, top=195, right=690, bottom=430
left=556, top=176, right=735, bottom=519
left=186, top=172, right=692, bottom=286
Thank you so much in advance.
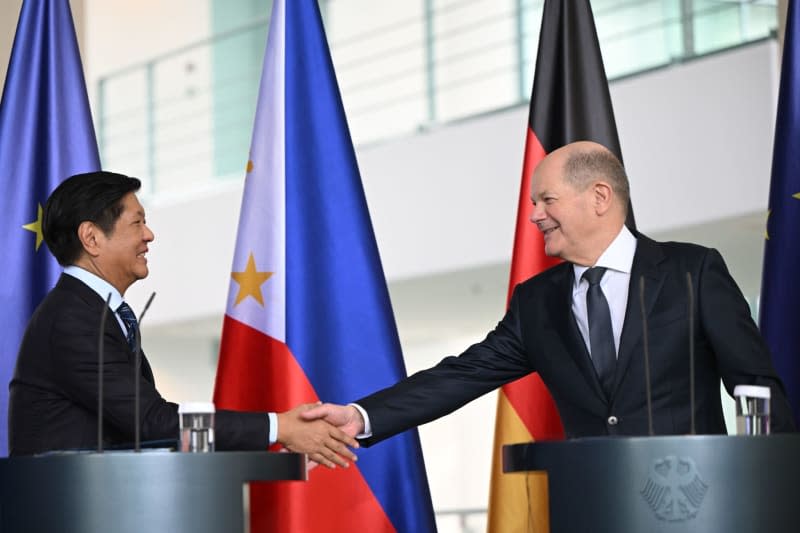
left=503, top=433, right=800, bottom=473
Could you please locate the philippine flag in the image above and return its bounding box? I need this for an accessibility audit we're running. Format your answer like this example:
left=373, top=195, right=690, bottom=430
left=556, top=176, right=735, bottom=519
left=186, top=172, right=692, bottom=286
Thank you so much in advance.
left=213, top=1, right=437, bottom=531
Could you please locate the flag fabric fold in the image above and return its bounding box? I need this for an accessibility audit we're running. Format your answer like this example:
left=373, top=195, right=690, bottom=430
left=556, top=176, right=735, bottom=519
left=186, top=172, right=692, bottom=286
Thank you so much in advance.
left=0, top=0, right=100, bottom=456
left=213, top=1, right=436, bottom=531
left=760, top=0, right=800, bottom=428
left=487, top=1, right=633, bottom=531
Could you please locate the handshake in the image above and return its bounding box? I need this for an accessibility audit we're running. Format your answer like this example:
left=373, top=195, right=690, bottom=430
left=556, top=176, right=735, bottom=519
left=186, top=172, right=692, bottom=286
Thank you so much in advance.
left=276, top=403, right=366, bottom=469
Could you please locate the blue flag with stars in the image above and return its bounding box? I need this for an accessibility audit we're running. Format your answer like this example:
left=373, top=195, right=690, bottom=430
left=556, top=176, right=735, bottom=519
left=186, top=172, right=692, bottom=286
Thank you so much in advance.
left=760, top=0, right=800, bottom=428
left=0, top=0, right=100, bottom=456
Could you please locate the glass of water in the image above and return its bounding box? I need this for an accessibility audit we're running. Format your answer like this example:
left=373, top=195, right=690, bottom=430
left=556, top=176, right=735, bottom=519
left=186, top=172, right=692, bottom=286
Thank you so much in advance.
left=733, top=385, right=770, bottom=436
left=178, top=402, right=216, bottom=452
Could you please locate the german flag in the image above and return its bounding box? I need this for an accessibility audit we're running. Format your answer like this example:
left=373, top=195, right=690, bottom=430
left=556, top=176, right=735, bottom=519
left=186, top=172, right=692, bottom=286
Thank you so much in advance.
left=487, top=1, right=634, bottom=531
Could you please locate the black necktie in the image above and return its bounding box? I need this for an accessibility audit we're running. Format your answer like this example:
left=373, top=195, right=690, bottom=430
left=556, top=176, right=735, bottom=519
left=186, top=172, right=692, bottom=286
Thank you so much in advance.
left=582, top=267, right=616, bottom=398
left=117, top=302, right=139, bottom=352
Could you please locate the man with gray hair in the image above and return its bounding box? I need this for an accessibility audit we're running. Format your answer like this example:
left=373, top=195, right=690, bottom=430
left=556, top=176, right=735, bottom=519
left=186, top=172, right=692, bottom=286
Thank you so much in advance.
left=301, top=140, right=795, bottom=442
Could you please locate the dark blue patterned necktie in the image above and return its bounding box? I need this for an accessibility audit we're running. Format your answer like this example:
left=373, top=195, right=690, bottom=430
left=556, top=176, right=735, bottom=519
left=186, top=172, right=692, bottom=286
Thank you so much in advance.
left=117, top=301, right=139, bottom=352
left=582, top=267, right=616, bottom=398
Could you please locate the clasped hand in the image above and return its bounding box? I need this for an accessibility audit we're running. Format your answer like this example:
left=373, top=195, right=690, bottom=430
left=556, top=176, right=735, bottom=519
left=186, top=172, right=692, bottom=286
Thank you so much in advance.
left=277, top=403, right=360, bottom=469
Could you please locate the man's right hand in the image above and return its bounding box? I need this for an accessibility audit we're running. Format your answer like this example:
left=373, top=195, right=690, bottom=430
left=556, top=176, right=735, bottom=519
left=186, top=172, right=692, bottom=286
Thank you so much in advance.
left=300, top=403, right=366, bottom=437
left=276, top=404, right=359, bottom=469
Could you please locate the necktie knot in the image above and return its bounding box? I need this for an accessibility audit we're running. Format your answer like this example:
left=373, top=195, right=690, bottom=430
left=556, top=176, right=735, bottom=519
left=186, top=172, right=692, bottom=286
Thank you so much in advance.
left=582, top=266, right=607, bottom=286
left=117, top=302, right=139, bottom=351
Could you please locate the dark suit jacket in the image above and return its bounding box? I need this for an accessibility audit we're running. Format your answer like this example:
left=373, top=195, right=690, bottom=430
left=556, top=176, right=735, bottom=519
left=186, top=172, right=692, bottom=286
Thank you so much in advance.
left=8, top=274, right=268, bottom=456
left=358, top=234, right=795, bottom=445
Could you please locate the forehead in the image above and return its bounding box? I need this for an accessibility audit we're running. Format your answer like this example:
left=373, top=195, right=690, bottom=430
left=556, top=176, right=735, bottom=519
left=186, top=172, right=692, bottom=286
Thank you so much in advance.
left=530, top=158, right=567, bottom=197
left=120, top=192, right=145, bottom=214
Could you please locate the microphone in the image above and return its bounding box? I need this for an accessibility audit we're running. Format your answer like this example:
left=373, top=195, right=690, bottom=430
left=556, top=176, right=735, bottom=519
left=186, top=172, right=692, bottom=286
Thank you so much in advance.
left=133, top=292, right=156, bottom=452
left=639, top=276, right=654, bottom=436
left=98, top=292, right=112, bottom=453
left=686, top=272, right=696, bottom=435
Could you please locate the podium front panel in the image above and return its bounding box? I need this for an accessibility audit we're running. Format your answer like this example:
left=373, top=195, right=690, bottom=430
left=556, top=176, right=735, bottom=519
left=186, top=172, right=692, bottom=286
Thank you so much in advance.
left=0, top=451, right=306, bottom=533
left=504, top=435, right=800, bottom=533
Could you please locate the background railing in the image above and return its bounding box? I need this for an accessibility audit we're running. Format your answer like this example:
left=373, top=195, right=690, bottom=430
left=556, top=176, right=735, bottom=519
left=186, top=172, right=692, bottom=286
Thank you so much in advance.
left=96, top=0, right=778, bottom=198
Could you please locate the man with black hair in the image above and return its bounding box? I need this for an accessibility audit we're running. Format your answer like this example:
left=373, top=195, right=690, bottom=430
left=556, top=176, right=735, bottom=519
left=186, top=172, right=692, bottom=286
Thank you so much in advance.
left=9, top=171, right=357, bottom=466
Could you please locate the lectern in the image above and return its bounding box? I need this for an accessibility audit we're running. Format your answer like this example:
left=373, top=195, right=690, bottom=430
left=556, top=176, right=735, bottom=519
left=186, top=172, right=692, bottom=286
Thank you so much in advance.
left=504, top=435, right=800, bottom=533
left=0, top=451, right=306, bottom=533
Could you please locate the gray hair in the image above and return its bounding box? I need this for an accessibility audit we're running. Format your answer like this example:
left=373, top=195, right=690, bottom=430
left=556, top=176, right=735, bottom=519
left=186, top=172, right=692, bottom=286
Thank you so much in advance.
left=563, top=148, right=630, bottom=210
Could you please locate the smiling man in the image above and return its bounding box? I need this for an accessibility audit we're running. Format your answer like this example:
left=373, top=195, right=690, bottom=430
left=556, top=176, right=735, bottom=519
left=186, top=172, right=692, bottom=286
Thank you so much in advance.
left=303, top=141, right=795, bottom=442
left=8, top=171, right=358, bottom=465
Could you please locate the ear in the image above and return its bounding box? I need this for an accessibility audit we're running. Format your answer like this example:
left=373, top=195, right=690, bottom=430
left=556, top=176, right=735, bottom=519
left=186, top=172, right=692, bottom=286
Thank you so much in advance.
left=77, top=221, right=102, bottom=258
left=592, top=181, right=613, bottom=215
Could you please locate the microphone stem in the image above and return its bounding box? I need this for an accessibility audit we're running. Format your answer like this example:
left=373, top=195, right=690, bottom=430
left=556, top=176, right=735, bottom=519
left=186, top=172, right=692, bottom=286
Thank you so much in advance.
left=134, top=292, right=156, bottom=452
left=98, top=292, right=112, bottom=453
left=640, top=277, right=654, bottom=436
left=687, top=272, right=696, bottom=435
left=134, top=329, right=141, bottom=452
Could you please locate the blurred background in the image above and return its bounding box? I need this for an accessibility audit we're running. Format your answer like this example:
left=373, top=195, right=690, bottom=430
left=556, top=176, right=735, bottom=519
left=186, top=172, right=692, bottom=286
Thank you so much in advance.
left=0, top=1, right=786, bottom=530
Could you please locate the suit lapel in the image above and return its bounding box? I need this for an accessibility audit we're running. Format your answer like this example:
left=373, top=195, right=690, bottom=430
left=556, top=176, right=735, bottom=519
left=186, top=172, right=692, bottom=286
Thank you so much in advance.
left=60, top=274, right=156, bottom=383
left=547, top=266, right=608, bottom=404
left=611, top=236, right=666, bottom=397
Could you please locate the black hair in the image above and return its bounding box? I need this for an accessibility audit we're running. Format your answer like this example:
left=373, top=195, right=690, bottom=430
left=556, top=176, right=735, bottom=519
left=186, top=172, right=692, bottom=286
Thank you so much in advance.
left=42, top=171, right=142, bottom=266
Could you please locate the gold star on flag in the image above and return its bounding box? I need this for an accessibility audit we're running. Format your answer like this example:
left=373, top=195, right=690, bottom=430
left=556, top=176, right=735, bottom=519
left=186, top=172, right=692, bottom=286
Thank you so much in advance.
left=765, top=193, right=800, bottom=240
left=22, top=203, right=44, bottom=250
left=231, top=252, right=273, bottom=306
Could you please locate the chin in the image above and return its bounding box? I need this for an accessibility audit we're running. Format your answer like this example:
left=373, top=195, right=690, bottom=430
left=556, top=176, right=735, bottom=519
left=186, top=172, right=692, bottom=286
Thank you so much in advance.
left=543, top=243, right=560, bottom=258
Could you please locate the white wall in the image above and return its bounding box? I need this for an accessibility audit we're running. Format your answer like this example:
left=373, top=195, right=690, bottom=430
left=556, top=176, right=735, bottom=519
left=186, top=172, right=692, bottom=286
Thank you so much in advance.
left=82, top=0, right=209, bottom=107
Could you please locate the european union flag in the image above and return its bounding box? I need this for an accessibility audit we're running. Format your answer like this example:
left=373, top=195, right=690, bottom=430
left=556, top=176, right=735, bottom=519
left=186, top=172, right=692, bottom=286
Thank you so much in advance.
left=0, top=0, right=100, bottom=456
left=760, top=0, right=800, bottom=428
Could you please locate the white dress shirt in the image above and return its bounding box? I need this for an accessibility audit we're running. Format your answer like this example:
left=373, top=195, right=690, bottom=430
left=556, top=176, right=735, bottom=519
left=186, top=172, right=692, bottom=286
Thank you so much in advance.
left=571, top=225, right=637, bottom=359
left=64, top=265, right=128, bottom=335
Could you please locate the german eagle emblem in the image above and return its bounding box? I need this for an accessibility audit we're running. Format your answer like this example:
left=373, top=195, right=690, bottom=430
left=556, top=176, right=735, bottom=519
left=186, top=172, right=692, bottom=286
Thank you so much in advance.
left=641, top=455, right=708, bottom=521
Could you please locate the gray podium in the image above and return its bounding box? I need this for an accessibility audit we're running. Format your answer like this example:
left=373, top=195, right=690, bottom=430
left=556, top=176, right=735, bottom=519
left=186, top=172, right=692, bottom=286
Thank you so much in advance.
left=0, top=451, right=306, bottom=533
left=504, top=435, right=800, bottom=533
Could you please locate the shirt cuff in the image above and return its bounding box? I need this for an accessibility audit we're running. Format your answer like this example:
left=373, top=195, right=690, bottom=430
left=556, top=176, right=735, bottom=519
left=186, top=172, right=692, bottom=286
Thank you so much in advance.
left=349, top=403, right=372, bottom=438
left=268, top=412, right=278, bottom=445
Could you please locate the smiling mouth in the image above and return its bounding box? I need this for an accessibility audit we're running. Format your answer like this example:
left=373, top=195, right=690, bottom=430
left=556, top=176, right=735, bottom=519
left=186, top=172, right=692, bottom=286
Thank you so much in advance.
left=540, top=226, right=559, bottom=238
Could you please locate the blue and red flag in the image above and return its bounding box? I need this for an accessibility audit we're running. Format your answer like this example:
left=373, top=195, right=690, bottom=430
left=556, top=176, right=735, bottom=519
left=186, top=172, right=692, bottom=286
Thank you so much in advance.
left=213, top=1, right=436, bottom=531
left=760, top=0, right=800, bottom=428
left=0, top=0, right=100, bottom=456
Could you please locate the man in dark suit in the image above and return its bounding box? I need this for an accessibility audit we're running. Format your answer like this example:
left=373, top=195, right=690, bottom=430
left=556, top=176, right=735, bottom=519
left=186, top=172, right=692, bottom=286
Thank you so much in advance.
left=301, top=141, right=795, bottom=443
left=8, top=171, right=358, bottom=466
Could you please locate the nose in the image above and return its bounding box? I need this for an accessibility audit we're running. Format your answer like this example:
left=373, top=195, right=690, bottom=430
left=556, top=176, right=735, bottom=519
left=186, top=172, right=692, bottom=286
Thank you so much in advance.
left=143, top=224, right=155, bottom=242
left=529, top=202, right=546, bottom=225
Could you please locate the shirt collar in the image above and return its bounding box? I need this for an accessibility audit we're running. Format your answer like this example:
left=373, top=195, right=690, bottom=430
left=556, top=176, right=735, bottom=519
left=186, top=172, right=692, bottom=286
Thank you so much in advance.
left=63, top=265, right=125, bottom=311
left=573, top=225, right=637, bottom=287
